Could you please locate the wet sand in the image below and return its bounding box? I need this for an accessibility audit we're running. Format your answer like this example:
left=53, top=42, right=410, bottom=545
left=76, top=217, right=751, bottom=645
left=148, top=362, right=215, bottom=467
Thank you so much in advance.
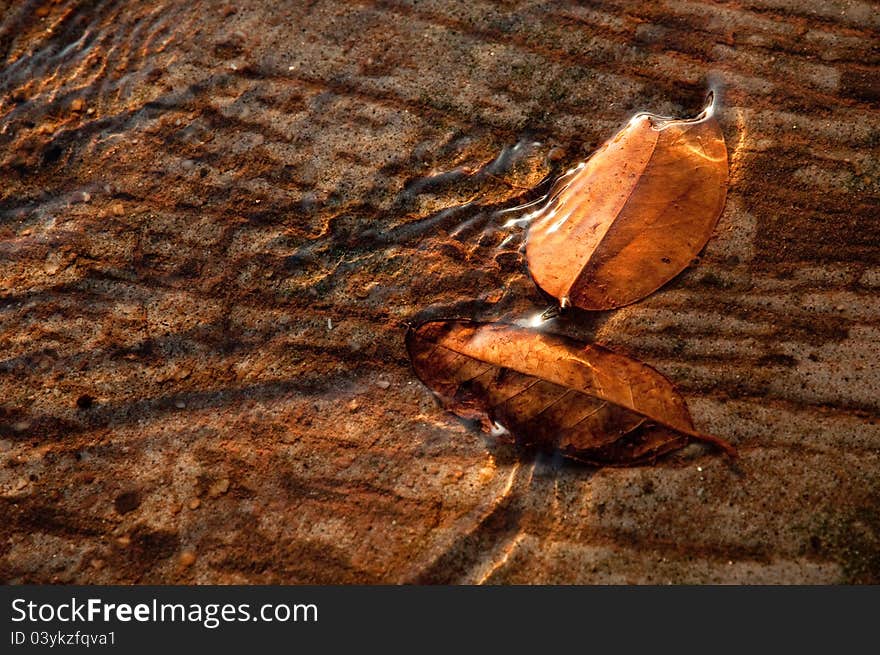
left=1, top=0, right=878, bottom=583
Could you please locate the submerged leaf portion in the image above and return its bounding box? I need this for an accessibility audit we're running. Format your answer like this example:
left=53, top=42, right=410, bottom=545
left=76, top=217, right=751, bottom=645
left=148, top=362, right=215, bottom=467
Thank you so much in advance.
left=407, top=320, right=735, bottom=465
left=526, top=103, right=728, bottom=310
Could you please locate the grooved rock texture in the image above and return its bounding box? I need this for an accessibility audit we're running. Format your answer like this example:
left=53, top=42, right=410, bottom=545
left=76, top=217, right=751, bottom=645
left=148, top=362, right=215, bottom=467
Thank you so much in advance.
left=1, top=0, right=878, bottom=583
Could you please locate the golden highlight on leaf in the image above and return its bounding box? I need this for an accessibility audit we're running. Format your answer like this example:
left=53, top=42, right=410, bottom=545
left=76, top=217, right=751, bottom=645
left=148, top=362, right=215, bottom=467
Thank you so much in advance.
left=526, top=100, right=728, bottom=310
left=407, top=320, right=736, bottom=466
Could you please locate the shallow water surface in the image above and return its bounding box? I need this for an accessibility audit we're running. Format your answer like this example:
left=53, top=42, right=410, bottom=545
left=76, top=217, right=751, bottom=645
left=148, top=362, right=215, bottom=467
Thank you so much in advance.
left=1, top=1, right=878, bottom=584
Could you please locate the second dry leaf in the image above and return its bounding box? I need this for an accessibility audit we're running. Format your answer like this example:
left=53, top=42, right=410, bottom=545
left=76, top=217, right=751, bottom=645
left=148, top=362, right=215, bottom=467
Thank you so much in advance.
left=407, top=320, right=736, bottom=466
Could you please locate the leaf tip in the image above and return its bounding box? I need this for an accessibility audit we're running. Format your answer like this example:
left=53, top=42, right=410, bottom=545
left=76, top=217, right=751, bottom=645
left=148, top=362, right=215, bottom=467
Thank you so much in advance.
left=692, top=431, right=738, bottom=459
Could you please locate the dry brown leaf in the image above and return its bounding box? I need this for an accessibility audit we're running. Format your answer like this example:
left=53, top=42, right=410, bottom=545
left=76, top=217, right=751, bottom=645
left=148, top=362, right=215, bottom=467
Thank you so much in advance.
left=526, top=100, right=728, bottom=310
left=407, top=320, right=736, bottom=465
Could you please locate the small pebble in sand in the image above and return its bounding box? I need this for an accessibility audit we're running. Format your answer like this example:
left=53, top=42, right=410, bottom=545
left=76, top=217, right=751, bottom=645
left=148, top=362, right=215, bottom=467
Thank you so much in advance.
left=376, top=380, right=391, bottom=389
left=485, top=288, right=504, bottom=303
left=175, top=400, right=186, bottom=409
left=44, top=256, right=60, bottom=275
left=70, top=98, right=85, bottom=112
left=188, top=498, right=201, bottom=510
left=547, top=146, right=566, bottom=161
left=110, top=202, right=125, bottom=217
left=207, top=478, right=230, bottom=498
left=179, top=551, right=197, bottom=567
left=347, top=399, right=360, bottom=412
left=90, top=558, right=105, bottom=570
left=115, top=535, right=131, bottom=548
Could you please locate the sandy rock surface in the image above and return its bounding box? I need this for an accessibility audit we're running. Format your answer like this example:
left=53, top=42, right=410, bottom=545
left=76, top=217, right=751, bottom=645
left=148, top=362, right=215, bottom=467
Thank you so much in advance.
left=1, top=0, right=878, bottom=583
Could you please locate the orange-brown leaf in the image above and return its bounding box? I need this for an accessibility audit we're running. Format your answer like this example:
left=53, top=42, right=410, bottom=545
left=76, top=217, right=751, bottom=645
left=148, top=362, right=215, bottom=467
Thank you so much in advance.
left=406, top=320, right=736, bottom=465
left=526, top=104, right=728, bottom=310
